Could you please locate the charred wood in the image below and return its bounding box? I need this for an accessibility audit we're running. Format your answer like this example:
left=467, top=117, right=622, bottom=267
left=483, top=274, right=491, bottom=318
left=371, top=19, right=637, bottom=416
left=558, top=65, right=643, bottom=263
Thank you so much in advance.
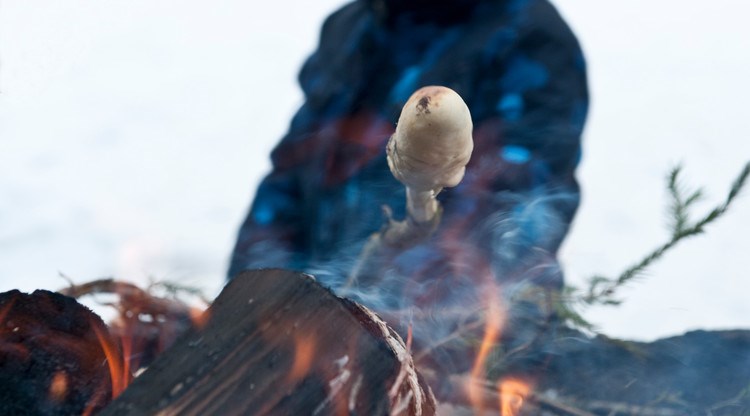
left=0, top=289, right=119, bottom=415
left=102, top=269, right=436, bottom=416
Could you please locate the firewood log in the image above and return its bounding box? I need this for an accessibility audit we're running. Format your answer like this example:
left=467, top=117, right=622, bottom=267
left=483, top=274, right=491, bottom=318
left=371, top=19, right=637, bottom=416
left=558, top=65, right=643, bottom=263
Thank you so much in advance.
left=102, top=269, right=436, bottom=416
left=0, top=289, right=117, bottom=415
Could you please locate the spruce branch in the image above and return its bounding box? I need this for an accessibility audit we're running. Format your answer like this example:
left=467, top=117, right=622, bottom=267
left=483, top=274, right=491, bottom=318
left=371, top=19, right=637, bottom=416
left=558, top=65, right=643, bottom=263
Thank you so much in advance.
left=552, top=287, right=598, bottom=332
left=667, top=164, right=704, bottom=236
left=149, top=280, right=211, bottom=304
left=581, top=161, right=749, bottom=307
left=559, top=161, right=749, bottom=330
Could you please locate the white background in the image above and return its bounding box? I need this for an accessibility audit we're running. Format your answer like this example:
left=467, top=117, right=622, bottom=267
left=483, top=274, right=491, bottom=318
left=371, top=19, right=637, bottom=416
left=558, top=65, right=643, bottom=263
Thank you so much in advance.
left=1, top=1, right=748, bottom=340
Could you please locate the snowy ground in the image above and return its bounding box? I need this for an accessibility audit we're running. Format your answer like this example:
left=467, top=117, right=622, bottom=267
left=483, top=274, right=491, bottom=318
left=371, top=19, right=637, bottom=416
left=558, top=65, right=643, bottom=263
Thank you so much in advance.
left=1, top=1, right=748, bottom=341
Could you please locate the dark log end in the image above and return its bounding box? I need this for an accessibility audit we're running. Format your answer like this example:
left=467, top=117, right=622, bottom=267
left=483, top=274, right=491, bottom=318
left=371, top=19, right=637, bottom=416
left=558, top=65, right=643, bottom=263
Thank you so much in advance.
left=0, top=289, right=117, bottom=415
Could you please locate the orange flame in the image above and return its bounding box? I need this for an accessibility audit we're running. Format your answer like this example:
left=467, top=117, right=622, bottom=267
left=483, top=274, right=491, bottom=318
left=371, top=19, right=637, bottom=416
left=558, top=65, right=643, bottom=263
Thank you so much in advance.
left=0, top=300, right=14, bottom=330
left=467, top=278, right=505, bottom=413
left=497, top=378, right=531, bottom=416
left=119, top=324, right=134, bottom=387
left=81, top=386, right=107, bottom=416
left=91, top=321, right=130, bottom=399
left=189, top=306, right=210, bottom=331
left=288, top=333, right=317, bottom=383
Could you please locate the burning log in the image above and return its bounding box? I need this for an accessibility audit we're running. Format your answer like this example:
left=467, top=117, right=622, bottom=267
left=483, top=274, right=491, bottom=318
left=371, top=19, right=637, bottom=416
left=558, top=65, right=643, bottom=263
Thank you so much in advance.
left=102, top=269, right=436, bottom=416
left=0, top=289, right=120, bottom=415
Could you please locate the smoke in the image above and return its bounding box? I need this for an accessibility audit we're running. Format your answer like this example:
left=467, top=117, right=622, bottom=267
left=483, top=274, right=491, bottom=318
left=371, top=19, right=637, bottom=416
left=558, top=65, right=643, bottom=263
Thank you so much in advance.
left=292, top=184, right=581, bottom=379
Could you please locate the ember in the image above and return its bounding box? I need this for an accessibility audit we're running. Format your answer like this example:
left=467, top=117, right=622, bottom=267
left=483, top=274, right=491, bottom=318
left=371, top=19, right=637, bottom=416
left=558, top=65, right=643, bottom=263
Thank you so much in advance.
left=48, top=371, right=69, bottom=403
left=288, top=333, right=317, bottom=383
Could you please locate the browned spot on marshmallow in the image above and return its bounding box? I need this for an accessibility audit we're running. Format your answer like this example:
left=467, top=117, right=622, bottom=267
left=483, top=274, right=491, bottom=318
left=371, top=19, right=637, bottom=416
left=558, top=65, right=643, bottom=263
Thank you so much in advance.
left=416, top=96, right=431, bottom=114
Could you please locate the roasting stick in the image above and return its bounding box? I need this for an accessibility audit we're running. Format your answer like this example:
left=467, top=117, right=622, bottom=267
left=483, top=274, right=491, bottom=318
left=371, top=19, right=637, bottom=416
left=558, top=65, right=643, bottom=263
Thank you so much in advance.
left=346, top=86, right=474, bottom=287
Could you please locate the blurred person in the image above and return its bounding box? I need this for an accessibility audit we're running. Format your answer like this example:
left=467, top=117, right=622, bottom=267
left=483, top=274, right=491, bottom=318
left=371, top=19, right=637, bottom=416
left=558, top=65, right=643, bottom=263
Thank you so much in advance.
left=229, top=0, right=588, bottom=392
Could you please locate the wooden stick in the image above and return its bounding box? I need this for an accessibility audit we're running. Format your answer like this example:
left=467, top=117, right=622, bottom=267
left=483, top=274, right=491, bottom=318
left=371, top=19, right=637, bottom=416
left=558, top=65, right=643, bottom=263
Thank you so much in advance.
left=347, top=86, right=473, bottom=286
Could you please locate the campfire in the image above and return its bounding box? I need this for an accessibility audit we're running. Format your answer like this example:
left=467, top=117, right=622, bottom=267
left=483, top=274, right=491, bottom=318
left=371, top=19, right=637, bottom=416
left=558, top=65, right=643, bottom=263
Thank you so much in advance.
left=2, top=87, right=749, bottom=416
left=10, top=270, right=749, bottom=416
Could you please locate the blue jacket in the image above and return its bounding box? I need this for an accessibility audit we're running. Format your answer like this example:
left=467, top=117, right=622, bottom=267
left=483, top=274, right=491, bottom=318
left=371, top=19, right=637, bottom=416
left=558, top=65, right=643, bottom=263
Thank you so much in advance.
left=229, top=0, right=588, bottom=374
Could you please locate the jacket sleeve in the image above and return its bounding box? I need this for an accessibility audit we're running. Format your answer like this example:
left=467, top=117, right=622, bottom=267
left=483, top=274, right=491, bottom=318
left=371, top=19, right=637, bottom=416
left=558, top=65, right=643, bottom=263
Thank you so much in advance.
left=227, top=19, right=334, bottom=279
left=226, top=113, right=312, bottom=278
left=226, top=6, right=363, bottom=278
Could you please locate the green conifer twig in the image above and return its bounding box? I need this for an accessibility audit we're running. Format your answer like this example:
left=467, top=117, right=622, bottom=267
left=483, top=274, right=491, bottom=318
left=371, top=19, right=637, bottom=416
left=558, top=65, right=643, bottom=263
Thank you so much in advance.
left=581, top=162, right=749, bottom=306
left=559, top=161, right=749, bottom=330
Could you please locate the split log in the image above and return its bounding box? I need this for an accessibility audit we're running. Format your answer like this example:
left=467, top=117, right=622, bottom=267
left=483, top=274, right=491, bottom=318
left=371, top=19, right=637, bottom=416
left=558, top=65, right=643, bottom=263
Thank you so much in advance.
left=102, top=269, right=436, bottom=416
left=0, top=289, right=117, bottom=415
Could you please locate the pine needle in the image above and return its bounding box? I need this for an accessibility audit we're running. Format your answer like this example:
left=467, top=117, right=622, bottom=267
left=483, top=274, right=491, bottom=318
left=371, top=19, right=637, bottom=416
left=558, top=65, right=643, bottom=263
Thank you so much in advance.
left=560, top=161, right=749, bottom=330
